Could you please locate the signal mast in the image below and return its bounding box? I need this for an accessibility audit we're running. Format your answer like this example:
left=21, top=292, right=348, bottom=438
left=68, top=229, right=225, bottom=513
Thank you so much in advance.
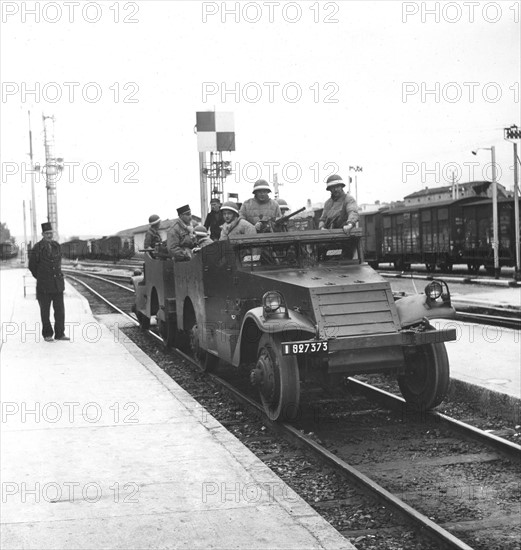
left=42, top=115, right=63, bottom=242
left=195, top=111, right=235, bottom=219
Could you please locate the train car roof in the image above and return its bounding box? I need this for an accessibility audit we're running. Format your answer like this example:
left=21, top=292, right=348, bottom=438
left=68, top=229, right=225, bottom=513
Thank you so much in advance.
left=369, top=196, right=489, bottom=215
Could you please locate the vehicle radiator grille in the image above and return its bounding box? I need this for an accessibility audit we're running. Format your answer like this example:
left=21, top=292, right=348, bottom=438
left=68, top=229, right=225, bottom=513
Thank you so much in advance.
left=311, top=286, right=401, bottom=338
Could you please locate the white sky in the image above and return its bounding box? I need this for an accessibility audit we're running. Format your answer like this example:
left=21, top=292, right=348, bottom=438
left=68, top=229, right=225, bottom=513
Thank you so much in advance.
left=1, top=0, right=520, bottom=242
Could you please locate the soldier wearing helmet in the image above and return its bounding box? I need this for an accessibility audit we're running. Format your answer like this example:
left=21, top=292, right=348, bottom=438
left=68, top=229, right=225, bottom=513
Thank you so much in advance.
left=220, top=201, right=256, bottom=240
left=239, top=180, right=282, bottom=232
left=276, top=198, right=291, bottom=216
left=144, top=214, right=163, bottom=249
left=192, top=225, right=214, bottom=252
left=319, top=174, right=359, bottom=235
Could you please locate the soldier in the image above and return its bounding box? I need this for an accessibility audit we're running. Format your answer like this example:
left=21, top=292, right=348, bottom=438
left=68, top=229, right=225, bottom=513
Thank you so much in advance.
left=28, top=222, right=69, bottom=341
left=239, top=180, right=282, bottom=232
left=193, top=225, right=214, bottom=251
left=204, top=198, right=224, bottom=241
left=220, top=202, right=256, bottom=239
left=319, top=174, right=359, bottom=234
left=276, top=198, right=291, bottom=216
left=167, top=204, right=197, bottom=261
left=144, top=214, right=162, bottom=249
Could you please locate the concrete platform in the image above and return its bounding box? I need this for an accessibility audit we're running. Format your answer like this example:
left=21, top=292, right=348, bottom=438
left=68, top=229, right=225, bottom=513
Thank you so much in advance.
left=0, top=267, right=352, bottom=550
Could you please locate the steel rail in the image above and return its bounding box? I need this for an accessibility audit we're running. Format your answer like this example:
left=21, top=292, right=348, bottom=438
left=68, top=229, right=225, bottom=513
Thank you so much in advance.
left=455, top=311, right=520, bottom=330
left=68, top=276, right=514, bottom=549
left=346, top=378, right=521, bottom=462
left=64, top=269, right=133, bottom=289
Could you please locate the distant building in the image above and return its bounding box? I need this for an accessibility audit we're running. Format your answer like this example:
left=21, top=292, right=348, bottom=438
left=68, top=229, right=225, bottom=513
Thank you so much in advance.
left=404, top=181, right=509, bottom=206
left=119, top=215, right=202, bottom=253
left=358, top=200, right=390, bottom=213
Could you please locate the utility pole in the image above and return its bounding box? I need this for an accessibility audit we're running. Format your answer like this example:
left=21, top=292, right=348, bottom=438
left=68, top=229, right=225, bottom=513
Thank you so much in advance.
left=22, top=200, right=28, bottom=263
left=504, top=124, right=521, bottom=277
left=28, top=111, right=38, bottom=246
left=491, top=146, right=499, bottom=278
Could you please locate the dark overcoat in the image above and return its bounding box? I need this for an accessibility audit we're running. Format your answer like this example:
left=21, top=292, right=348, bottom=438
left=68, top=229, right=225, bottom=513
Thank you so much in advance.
left=28, top=239, right=65, bottom=295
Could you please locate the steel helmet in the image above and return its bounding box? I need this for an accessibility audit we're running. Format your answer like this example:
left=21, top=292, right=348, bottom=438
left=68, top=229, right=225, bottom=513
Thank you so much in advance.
left=220, top=201, right=239, bottom=215
left=194, top=225, right=208, bottom=236
left=252, top=179, right=272, bottom=193
left=326, top=174, right=346, bottom=190
left=148, top=214, right=161, bottom=225
left=276, top=198, right=290, bottom=212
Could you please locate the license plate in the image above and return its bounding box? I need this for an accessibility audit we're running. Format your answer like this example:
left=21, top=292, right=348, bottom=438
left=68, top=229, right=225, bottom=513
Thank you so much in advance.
left=282, top=341, right=329, bottom=356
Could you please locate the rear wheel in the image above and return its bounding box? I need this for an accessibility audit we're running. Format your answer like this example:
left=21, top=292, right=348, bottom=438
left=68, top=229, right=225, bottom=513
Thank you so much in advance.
left=251, top=333, right=300, bottom=421
left=397, top=342, right=450, bottom=410
left=438, top=262, right=453, bottom=273
left=189, top=324, right=219, bottom=373
left=425, top=263, right=436, bottom=272
left=136, top=311, right=150, bottom=331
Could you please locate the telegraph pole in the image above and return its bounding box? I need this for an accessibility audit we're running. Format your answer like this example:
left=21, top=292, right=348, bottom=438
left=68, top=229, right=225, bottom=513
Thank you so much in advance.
left=504, top=125, right=521, bottom=277
left=28, top=111, right=38, bottom=246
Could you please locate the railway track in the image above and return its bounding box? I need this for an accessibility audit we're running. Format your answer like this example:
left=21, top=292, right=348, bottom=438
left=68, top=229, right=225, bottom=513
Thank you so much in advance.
left=66, top=272, right=521, bottom=550
left=66, top=268, right=521, bottom=330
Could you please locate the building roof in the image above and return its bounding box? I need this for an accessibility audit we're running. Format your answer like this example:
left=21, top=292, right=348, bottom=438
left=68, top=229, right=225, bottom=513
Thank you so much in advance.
left=404, top=181, right=508, bottom=200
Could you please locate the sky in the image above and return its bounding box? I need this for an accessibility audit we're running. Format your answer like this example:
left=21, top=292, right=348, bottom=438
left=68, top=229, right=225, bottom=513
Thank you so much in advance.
left=1, top=0, right=520, bottom=243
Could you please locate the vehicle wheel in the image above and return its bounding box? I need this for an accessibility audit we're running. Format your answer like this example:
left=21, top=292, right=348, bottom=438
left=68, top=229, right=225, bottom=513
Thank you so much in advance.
left=403, top=263, right=411, bottom=272
left=136, top=311, right=150, bottom=331
left=253, top=333, right=300, bottom=421
left=425, top=263, right=436, bottom=272
left=438, top=262, right=453, bottom=273
left=158, top=317, right=176, bottom=349
left=467, top=263, right=480, bottom=275
left=397, top=342, right=450, bottom=410
left=189, top=324, right=219, bottom=373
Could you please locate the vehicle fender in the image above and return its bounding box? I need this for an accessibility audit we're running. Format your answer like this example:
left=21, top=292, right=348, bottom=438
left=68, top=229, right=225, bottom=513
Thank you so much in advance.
left=395, top=294, right=456, bottom=328
left=233, top=308, right=316, bottom=366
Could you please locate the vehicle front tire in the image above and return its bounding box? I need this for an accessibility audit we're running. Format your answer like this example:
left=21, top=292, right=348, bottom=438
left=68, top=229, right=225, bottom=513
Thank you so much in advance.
left=397, top=342, right=450, bottom=410
left=254, top=333, right=300, bottom=421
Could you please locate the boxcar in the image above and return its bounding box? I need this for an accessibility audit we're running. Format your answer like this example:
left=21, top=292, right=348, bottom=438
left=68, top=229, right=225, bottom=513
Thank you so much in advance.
left=61, top=239, right=90, bottom=260
left=360, top=197, right=520, bottom=274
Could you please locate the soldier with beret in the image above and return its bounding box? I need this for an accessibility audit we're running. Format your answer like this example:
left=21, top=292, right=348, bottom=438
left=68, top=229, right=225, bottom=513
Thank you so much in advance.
left=167, top=204, right=197, bottom=261
left=28, top=222, right=69, bottom=342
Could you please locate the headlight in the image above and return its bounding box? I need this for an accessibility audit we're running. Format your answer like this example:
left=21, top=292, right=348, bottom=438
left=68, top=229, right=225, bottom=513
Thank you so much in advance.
left=425, top=281, right=443, bottom=300
left=263, top=291, right=282, bottom=313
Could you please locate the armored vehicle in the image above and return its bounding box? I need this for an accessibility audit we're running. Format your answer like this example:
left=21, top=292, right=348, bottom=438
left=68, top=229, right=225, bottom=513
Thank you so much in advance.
left=133, top=229, right=457, bottom=421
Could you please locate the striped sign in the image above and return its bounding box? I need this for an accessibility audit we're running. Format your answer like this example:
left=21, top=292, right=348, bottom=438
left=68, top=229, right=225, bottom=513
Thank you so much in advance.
left=196, top=111, right=235, bottom=152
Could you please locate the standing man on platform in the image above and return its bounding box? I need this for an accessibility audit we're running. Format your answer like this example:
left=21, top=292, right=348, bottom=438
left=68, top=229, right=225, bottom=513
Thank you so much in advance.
left=28, top=222, right=69, bottom=342
left=319, top=174, right=359, bottom=234
left=204, top=198, right=224, bottom=241
left=239, top=180, right=282, bottom=232
left=167, top=204, right=197, bottom=261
